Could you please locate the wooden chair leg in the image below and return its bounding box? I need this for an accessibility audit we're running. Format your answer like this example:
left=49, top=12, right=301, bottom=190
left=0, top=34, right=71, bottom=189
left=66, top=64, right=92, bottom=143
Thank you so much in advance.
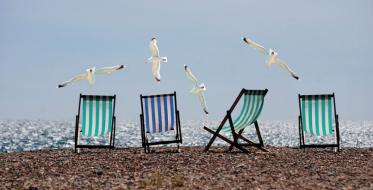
left=204, top=126, right=249, bottom=153
left=228, top=128, right=244, bottom=151
left=254, top=121, right=264, bottom=146
left=144, top=137, right=149, bottom=153
left=204, top=115, right=229, bottom=151
left=204, top=126, right=223, bottom=151
left=236, top=133, right=268, bottom=152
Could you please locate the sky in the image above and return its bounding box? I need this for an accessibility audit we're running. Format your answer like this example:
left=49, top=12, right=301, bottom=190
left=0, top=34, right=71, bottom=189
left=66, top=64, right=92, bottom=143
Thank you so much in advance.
left=0, top=0, right=372, bottom=121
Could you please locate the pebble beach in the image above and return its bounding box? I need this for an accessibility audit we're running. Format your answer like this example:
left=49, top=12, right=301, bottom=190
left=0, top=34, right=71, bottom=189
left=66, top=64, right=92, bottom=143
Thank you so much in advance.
left=1, top=146, right=372, bottom=189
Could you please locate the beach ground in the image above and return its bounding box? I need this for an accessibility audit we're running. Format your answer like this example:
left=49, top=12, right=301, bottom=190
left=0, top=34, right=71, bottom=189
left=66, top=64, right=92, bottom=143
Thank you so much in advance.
left=1, top=146, right=372, bottom=189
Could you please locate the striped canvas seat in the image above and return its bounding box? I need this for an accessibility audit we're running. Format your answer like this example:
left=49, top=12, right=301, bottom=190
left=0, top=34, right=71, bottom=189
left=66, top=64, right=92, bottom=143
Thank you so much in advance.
left=141, top=94, right=176, bottom=134
left=204, top=89, right=268, bottom=153
left=219, top=91, right=266, bottom=132
left=140, top=92, right=182, bottom=153
left=74, top=94, right=117, bottom=152
left=80, top=95, right=114, bottom=137
left=299, top=95, right=335, bottom=136
left=298, top=93, right=340, bottom=150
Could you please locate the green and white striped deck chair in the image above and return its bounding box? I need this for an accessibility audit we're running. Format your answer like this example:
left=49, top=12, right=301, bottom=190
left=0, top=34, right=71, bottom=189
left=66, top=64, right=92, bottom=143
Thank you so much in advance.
left=298, top=93, right=340, bottom=150
left=204, top=88, right=268, bottom=153
left=74, top=94, right=117, bottom=153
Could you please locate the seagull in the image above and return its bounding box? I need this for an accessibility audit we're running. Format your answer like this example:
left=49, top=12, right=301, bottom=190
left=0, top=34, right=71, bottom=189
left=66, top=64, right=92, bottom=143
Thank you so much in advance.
left=57, top=65, right=125, bottom=88
left=184, top=64, right=208, bottom=114
left=147, top=37, right=168, bottom=82
left=243, top=37, right=299, bottom=80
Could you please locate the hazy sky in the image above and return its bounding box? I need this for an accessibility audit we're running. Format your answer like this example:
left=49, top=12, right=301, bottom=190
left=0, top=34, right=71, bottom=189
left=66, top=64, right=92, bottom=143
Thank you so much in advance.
left=0, top=1, right=372, bottom=121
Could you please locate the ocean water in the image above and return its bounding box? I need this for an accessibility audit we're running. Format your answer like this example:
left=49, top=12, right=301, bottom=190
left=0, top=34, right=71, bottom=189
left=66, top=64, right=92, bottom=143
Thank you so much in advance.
left=0, top=120, right=372, bottom=153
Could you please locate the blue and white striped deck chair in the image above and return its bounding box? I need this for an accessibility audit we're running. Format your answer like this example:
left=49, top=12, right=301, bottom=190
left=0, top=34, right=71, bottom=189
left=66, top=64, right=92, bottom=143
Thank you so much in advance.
left=140, top=92, right=182, bottom=153
left=74, top=94, right=117, bottom=153
left=298, top=93, right=340, bottom=151
left=204, top=88, right=268, bottom=153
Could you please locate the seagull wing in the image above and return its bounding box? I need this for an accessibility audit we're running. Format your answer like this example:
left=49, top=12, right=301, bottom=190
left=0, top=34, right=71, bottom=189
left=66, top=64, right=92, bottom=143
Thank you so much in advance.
left=197, top=92, right=209, bottom=114
left=58, top=73, right=87, bottom=88
left=149, top=40, right=160, bottom=57
left=243, top=37, right=268, bottom=55
left=95, top=65, right=125, bottom=75
left=184, top=65, right=199, bottom=87
left=151, top=60, right=161, bottom=82
left=274, top=58, right=300, bottom=80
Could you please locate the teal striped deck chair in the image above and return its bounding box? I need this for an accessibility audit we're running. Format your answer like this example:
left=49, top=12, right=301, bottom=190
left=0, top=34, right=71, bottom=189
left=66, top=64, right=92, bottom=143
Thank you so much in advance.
left=204, top=88, right=268, bottom=153
left=298, top=93, right=340, bottom=151
left=74, top=94, right=117, bottom=153
left=140, top=92, right=182, bottom=153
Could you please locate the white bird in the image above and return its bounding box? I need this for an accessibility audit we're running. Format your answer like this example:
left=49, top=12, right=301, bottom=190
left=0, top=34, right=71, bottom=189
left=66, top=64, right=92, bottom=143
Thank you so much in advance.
left=184, top=64, right=208, bottom=114
left=147, top=37, right=168, bottom=82
left=57, top=65, right=125, bottom=88
left=243, top=37, right=299, bottom=80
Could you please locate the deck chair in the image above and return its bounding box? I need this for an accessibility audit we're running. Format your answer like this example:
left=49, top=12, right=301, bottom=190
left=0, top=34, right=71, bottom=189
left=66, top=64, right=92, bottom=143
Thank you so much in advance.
left=204, top=88, right=268, bottom=153
left=298, top=93, right=340, bottom=151
left=140, top=92, right=182, bottom=153
left=74, top=94, right=117, bottom=153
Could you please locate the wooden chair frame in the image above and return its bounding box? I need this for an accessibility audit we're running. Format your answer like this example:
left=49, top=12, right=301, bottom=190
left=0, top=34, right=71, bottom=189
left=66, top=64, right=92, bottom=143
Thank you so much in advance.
left=140, top=92, right=182, bottom=153
left=74, top=94, right=117, bottom=153
left=298, top=93, right=340, bottom=151
left=204, top=88, right=268, bottom=153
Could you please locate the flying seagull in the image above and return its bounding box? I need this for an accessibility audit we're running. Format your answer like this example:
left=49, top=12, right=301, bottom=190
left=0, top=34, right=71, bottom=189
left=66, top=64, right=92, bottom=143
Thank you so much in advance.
left=57, top=65, right=125, bottom=88
left=184, top=64, right=208, bottom=114
left=243, top=37, right=299, bottom=80
left=147, top=37, right=168, bottom=82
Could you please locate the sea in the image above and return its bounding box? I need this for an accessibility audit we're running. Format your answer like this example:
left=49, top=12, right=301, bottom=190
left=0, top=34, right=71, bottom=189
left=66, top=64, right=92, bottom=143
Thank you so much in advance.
left=0, top=120, right=372, bottom=153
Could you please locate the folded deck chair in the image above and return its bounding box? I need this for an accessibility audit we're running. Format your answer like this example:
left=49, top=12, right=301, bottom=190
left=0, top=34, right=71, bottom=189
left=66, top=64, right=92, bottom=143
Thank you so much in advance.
left=74, top=94, right=117, bottom=153
left=298, top=93, right=340, bottom=151
left=204, top=88, right=268, bottom=153
left=140, top=92, right=182, bottom=153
